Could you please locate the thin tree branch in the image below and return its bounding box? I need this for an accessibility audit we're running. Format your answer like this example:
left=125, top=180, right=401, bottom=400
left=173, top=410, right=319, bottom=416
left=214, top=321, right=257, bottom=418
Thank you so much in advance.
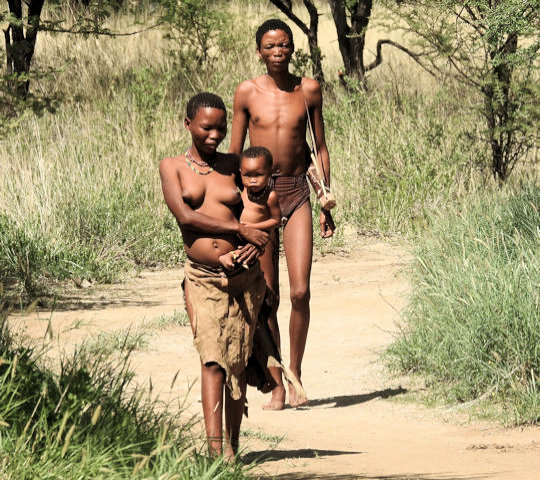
left=268, top=0, right=309, bottom=35
left=364, top=39, right=437, bottom=77
left=38, top=22, right=163, bottom=37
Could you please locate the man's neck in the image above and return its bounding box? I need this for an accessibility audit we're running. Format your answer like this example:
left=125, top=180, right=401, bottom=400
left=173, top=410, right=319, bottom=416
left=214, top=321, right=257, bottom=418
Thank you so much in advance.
left=265, top=71, right=298, bottom=92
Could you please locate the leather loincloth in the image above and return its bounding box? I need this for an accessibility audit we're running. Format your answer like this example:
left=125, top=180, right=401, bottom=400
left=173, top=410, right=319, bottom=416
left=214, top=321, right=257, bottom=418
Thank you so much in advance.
left=183, top=259, right=266, bottom=400
left=270, top=174, right=311, bottom=222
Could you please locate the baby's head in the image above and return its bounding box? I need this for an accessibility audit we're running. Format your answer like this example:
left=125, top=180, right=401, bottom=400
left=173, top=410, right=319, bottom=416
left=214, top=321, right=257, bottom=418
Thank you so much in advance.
left=240, top=146, right=273, bottom=193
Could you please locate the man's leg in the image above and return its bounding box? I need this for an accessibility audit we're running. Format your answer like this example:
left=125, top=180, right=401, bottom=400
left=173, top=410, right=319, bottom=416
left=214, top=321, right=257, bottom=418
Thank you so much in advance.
left=259, top=229, right=286, bottom=410
left=282, top=202, right=312, bottom=407
left=201, top=362, right=225, bottom=456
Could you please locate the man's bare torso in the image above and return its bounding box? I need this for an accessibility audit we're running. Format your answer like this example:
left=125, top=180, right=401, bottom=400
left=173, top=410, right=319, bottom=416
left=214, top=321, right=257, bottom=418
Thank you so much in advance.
left=244, top=75, right=309, bottom=176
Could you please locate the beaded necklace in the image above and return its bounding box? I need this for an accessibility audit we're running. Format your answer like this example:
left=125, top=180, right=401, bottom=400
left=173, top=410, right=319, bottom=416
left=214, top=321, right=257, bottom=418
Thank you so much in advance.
left=247, top=184, right=270, bottom=202
left=185, top=147, right=214, bottom=175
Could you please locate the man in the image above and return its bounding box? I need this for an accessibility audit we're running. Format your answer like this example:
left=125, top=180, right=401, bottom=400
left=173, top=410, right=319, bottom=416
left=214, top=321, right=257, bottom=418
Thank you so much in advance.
left=229, top=19, right=335, bottom=409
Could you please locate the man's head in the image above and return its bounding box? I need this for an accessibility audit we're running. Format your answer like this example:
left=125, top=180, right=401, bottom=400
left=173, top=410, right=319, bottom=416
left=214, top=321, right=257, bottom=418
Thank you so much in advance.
left=256, top=19, right=294, bottom=50
left=186, top=92, right=226, bottom=120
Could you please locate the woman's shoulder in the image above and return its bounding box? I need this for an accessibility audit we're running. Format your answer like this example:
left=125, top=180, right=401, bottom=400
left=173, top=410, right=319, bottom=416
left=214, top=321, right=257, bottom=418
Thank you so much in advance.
left=159, top=154, right=184, bottom=175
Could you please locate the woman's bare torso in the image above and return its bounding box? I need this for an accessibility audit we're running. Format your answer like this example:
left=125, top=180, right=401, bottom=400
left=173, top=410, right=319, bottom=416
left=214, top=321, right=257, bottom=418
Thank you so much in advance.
left=179, top=154, right=242, bottom=266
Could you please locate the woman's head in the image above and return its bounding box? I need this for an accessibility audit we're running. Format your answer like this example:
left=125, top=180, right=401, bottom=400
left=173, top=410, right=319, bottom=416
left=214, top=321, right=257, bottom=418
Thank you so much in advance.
left=185, top=92, right=227, bottom=155
left=186, top=92, right=226, bottom=120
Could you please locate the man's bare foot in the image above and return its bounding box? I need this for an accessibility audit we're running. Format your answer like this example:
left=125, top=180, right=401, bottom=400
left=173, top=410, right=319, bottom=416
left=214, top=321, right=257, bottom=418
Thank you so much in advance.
left=288, top=381, right=308, bottom=408
left=262, top=385, right=286, bottom=410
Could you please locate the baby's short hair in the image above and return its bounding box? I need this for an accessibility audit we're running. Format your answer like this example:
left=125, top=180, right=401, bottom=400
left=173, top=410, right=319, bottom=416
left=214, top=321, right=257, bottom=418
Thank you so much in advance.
left=186, top=92, right=226, bottom=119
left=241, top=146, right=273, bottom=170
left=256, top=19, right=294, bottom=49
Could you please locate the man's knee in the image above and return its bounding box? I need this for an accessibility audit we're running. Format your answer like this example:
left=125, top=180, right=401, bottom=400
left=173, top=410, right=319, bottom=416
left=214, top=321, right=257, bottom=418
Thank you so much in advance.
left=289, top=286, right=310, bottom=308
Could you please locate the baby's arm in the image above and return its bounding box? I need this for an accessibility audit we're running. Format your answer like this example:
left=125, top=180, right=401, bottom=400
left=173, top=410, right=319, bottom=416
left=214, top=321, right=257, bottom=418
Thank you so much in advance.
left=242, top=191, right=282, bottom=231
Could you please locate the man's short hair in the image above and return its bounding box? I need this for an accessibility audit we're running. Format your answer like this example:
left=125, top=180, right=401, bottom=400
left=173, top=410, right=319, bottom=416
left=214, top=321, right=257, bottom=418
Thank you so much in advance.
left=186, top=92, right=226, bottom=119
left=241, top=146, right=273, bottom=169
left=256, top=19, right=294, bottom=49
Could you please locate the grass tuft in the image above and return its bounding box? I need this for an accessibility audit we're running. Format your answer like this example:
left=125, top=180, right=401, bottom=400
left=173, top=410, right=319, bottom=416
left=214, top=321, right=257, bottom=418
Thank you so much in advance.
left=386, top=183, right=540, bottom=424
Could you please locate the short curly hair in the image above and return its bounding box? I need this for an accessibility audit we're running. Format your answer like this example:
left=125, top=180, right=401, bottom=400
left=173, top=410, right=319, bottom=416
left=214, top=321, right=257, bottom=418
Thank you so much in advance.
left=186, top=92, right=226, bottom=119
left=241, top=146, right=273, bottom=170
left=255, top=19, right=294, bottom=49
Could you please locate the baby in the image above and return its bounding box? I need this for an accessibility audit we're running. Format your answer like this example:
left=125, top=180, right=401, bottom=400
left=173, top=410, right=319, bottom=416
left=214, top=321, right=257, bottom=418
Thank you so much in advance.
left=219, top=146, right=281, bottom=270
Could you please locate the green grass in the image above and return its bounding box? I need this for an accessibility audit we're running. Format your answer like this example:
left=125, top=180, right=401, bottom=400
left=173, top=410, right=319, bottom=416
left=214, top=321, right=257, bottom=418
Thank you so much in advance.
left=0, top=1, right=503, bottom=300
left=386, top=183, right=540, bottom=424
left=153, top=309, right=191, bottom=328
left=0, top=309, right=252, bottom=479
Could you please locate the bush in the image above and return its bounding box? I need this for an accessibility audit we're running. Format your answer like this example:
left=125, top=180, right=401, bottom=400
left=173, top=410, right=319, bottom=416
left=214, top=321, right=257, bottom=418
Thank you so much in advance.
left=387, top=183, right=540, bottom=424
left=0, top=311, right=251, bottom=478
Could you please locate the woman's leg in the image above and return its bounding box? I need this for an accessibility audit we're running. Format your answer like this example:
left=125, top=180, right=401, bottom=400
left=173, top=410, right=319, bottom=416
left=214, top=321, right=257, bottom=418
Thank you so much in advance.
left=224, top=373, right=247, bottom=460
left=201, top=362, right=225, bottom=457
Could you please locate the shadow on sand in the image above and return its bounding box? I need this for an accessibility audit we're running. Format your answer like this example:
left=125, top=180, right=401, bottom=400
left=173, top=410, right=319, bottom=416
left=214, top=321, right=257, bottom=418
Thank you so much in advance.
left=243, top=447, right=361, bottom=465
left=301, top=387, right=408, bottom=409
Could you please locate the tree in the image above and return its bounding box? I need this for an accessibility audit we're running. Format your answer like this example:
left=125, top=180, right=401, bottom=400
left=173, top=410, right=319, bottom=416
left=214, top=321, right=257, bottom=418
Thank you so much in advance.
left=1, top=0, right=135, bottom=116
left=3, top=0, right=45, bottom=99
left=384, top=0, right=540, bottom=181
left=329, top=0, right=372, bottom=84
left=267, top=0, right=325, bottom=84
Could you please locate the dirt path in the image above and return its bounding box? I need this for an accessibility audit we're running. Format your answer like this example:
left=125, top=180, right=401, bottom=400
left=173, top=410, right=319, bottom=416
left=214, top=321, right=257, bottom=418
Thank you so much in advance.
left=11, top=238, right=539, bottom=479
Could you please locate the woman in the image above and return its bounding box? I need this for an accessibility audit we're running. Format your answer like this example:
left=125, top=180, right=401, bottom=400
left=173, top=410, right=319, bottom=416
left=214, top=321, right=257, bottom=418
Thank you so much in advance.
left=159, top=92, right=268, bottom=458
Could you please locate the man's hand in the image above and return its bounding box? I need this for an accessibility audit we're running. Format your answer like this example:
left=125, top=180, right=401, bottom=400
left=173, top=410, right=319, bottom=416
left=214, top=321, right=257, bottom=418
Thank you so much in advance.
left=320, top=209, right=336, bottom=238
left=238, top=224, right=268, bottom=248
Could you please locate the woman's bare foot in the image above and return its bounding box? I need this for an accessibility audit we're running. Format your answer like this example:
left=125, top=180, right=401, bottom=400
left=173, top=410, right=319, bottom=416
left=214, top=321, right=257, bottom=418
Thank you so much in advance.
left=223, top=436, right=239, bottom=463
left=288, top=381, right=308, bottom=408
left=262, top=384, right=286, bottom=410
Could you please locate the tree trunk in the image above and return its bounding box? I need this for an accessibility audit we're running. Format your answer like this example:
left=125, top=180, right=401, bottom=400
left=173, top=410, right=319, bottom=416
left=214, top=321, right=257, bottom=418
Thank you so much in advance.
left=4, top=0, right=45, bottom=99
left=268, top=0, right=325, bottom=84
left=484, top=33, right=518, bottom=181
left=329, top=0, right=372, bottom=85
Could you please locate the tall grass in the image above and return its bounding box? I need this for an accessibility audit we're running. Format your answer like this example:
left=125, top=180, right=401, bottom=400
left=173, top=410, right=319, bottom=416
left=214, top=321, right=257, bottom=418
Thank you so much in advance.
left=0, top=0, right=532, bottom=300
left=0, top=310, right=251, bottom=478
left=386, top=184, right=540, bottom=424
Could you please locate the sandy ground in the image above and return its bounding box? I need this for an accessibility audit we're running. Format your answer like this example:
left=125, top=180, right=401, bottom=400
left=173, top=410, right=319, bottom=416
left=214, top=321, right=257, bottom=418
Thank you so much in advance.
left=10, top=237, right=539, bottom=480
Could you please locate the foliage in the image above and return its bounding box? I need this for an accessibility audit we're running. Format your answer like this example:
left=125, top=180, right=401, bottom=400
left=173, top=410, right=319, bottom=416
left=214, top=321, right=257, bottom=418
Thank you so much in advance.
left=160, top=0, right=234, bottom=66
left=0, top=311, right=252, bottom=478
left=386, top=183, right=540, bottom=424
left=382, top=0, right=540, bottom=180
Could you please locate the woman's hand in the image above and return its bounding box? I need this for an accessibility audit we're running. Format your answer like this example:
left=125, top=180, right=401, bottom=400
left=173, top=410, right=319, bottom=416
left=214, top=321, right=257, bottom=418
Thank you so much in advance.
left=235, top=244, right=262, bottom=266
left=238, top=224, right=268, bottom=249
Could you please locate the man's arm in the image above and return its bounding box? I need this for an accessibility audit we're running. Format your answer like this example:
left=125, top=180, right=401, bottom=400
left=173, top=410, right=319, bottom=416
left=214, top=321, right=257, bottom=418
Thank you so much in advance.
left=306, top=78, right=335, bottom=238
left=229, top=82, right=251, bottom=154
left=159, top=157, right=268, bottom=247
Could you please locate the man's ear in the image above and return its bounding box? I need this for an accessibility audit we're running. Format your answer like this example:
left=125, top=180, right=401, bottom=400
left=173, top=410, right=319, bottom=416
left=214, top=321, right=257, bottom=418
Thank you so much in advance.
left=184, top=117, right=191, bottom=130
left=256, top=48, right=262, bottom=60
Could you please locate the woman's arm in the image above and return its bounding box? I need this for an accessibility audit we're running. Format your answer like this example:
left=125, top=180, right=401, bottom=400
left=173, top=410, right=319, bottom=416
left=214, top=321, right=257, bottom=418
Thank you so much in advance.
left=159, top=156, right=268, bottom=247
